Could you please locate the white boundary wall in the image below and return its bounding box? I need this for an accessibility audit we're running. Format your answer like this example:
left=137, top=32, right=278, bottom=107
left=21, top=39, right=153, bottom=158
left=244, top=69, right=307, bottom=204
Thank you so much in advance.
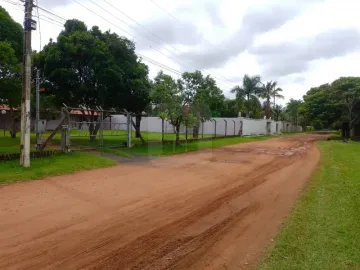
left=101, top=115, right=302, bottom=136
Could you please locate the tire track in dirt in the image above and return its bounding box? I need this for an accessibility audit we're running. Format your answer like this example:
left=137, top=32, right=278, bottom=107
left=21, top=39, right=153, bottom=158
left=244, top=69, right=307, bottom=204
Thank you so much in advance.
left=0, top=134, right=325, bottom=270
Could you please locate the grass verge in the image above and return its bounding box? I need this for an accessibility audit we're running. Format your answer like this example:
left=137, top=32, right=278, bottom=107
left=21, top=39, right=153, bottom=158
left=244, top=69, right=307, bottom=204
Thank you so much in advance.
left=127, top=136, right=271, bottom=156
left=0, top=152, right=116, bottom=185
left=259, top=141, right=360, bottom=270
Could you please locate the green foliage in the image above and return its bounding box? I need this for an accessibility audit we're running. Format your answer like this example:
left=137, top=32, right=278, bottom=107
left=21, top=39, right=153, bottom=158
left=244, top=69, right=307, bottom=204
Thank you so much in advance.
left=181, top=70, right=225, bottom=120
left=285, top=99, right=303, bottom=125
left=302, top=77, right=360, bottom=131
left=221, top=99, right=239, bottom=117
left=0, top=42, right=21, bottom=107
left=0, top=5, right=23, bottom=61
left=231, top=74, right=262, bottom=118
left=151, top=71, right=187, bottom=142
left=33, top=19, right=150, bottom=112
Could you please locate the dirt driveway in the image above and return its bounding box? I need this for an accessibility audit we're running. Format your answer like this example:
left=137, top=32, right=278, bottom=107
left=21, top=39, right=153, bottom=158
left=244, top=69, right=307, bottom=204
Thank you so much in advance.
left=0, top=134, right=324, bottom=270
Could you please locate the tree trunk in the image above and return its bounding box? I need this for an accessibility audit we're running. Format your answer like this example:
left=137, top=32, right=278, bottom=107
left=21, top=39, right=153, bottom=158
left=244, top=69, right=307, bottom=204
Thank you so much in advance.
left=175, top=124, right=180, bottom=145
left=246, top=95, right=250, bottom=118
left=193, top=124, right=199, bottom=139
left=131, top=119, right=145, bottom=144
left=266, top=99, right=271, bottom=119
left=9, top=108, right=17, bottom=139
left=89, top=122, right=100, bottom=141
left=135, top=115, right=141, bottom=138
left=349, top=118, right=352, bottom=139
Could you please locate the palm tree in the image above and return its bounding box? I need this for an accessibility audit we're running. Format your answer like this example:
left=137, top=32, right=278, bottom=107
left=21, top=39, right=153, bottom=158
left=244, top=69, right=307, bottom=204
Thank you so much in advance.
left=231, top=74, right=262, bottom=118
left=273, top=104, right=284, bottom=121
left=259, top=81, right=273, bottom=119
left=271, top=81, right=284, bottom=107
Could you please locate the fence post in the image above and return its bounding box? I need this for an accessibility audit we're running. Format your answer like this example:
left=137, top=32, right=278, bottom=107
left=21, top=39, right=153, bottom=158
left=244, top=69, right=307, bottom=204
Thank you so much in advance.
left=185, top=120, right=188, bottom=141
left=161, top=118, right=164, bottom=142
left=61, top=124, right=69, bottom=152
left=233, top=120, right=236, bottom=135
left=201, top=120, right=204, bottom=139
left=212, top=119, right=217, bottom=138
left=99, top=111, right=104, bottom=147
left=126, top=114, right=132, bottom=148
left=224, top=119, right=227, bottom=136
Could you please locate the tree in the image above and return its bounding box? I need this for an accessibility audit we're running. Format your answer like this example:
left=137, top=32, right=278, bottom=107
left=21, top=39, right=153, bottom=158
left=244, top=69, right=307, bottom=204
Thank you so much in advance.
left=259, top=81, right=273, bottom=119
left=331, top=77, right=360, bottom=137
left=151, top=71, right=188, bottom=145
left=272, top=105, right=284, bottom=121
left=34, top=20, right=150, bottom=141
left=0, top=42, right=21, bottom=138
left=285, top=99, right=303, bottom=125
left=0, top=7, right=23, bottom=138
left=220, top=99, right=239, bottom=117
left=271, top=81, right=284, bottom=107
left=181, top=71, right=225, bottom=138
left=0, top=6, right=23, bottom=61
left=231, top=74, right=262, bottom=118
left=301, top=84, right=341, bottom=130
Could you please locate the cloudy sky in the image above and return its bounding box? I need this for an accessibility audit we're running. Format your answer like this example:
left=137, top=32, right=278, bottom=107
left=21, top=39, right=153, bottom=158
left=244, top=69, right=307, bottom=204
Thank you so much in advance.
left=2, top=0, right=360, bottom=104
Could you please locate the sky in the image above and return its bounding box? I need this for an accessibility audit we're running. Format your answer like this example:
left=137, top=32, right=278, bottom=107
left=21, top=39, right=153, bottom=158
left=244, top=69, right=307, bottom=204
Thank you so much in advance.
left=2, top=0, right=360, bottom=105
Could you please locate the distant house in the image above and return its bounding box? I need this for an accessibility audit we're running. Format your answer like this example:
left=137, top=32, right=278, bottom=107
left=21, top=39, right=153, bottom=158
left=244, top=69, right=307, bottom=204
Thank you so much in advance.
left=0, top=105, right=18, bottom=130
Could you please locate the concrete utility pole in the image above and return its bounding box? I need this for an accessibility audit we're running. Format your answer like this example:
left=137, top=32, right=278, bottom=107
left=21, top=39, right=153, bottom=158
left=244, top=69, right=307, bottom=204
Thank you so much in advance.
left=20, top=0, right=35, bottom=167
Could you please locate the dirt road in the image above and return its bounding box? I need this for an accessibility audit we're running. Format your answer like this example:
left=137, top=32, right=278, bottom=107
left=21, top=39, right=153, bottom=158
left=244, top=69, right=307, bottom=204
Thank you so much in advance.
left=0, top=134, right=324, bottom=270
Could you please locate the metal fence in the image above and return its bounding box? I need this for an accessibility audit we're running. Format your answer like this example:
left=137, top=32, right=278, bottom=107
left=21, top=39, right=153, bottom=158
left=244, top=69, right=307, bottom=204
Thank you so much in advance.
left=61, top=107, right=132, bottom=151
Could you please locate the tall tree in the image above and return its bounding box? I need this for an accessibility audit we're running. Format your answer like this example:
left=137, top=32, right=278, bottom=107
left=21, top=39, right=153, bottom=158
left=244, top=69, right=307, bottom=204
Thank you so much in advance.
left=0, top=6, right=23, bottom=61
left=0, top=6, right=23, bottom=138
left=285, top=99, right=303, bottom=125
left=272, top=105, right=284, bottom=122
left=0, top=42, right=21, bottom=138
left=331, top=77, right=360, bottom=137
left=231, top=74, right=262, bottom=118
left=181, top=71, right=225, bottom=138
left=34, top=20, right=151, bottom=141
left=271, top=81, right=284, bottom=107
left=259, top=81, right=273, bottom=119
left=151, top=71, right=188, bottom=145
left=220, top=99, right=239, bottom=117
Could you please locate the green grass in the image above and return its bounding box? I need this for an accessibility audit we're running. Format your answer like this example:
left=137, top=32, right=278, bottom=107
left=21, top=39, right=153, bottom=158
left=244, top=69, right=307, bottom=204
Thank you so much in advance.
left=0, top=130, right=215, bottom=153
left=126, top=136, right=271, bottom=156
left=259, top=141, right=360, bottom=270
left=0, top=152, right=116, bottom=184
left=99, top=147, right=134, bottom=158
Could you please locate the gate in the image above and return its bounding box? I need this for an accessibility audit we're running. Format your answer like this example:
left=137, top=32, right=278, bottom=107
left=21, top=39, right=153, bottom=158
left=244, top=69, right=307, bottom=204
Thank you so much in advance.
left=63, top=107, right=132, bottom=150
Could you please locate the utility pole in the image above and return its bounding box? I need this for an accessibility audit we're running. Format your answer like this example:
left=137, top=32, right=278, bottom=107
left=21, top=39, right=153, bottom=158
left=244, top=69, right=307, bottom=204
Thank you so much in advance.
left=36, top=69, right=40, bottom=151
left=20, top=0, right=35, bottom=167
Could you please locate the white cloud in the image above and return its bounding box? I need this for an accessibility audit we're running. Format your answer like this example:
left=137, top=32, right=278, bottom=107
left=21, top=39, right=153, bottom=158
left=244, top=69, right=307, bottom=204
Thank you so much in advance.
left=2, top=0, right=360, bottom=105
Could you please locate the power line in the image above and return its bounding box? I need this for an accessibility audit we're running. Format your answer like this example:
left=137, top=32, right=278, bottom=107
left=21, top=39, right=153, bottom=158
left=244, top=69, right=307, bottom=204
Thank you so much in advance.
left=38, top=14, right=64, bottom=26
left=103, top=0, right=184, bottom=56
left=148, top=0, right=235, bottom=86
left=73, top=0, right=234, bottom=87
left=35, top=4, right=67, bottom=21
left=71, top=0, right=190, bottom=75
left=35, top=0, right=41, bottom=50
left=38, top=16, right=63, bottom=28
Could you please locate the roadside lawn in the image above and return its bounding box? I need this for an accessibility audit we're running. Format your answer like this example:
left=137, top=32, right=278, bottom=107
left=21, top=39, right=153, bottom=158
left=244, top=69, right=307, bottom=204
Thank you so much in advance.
left=126, top=136, right=271, bottom=156
left=259, top=141, right=360, bottom=270
left=0, top=152, right=116, bottom=185
left=0, top=131, right=214, bottom=154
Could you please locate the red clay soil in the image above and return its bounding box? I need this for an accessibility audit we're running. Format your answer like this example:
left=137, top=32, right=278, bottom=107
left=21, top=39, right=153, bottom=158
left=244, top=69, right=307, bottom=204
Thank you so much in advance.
left=0, top=134, right=325, bottom=270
